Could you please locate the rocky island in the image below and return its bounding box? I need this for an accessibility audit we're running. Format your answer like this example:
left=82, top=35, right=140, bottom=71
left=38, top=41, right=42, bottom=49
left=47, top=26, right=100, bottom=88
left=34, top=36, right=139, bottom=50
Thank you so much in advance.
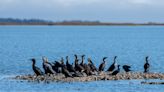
left=13, top=72, right=164, bottom=83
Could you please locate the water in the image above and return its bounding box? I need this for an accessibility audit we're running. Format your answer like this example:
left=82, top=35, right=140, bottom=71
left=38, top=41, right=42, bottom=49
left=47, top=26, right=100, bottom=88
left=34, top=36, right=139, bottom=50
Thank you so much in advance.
left=0, top=26, right=164, bottom=92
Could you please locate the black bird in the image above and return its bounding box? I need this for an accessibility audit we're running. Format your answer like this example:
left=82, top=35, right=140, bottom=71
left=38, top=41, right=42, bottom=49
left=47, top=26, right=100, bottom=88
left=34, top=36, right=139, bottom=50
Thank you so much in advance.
left=123, top=65, right=131, bottom=72
left=61, top=67, right=73, bottom=77
left=52, top=61, right=62, bottom=73
left=88, top=58, right=97, bottom=72
left=98, top=57, right=107, bottom=71
left=60, top=57, right=73, bottom=77
left=31, top=58, right=44, bottom=76
left=83, top=63, right=92, bottom=75
left=75, top=59, right=85, bottom=72
left=60, top=57, right=66, bottom=68
left=66, top=56, right=76, bottom=72
left=80, top=55, right=85, bottom=67
left=144, top=56, right=150, bottom=73
left=112, top=65, right=120, bottom=75
left=66, top=56, right=83, bottom=77
left=74, top=55, right=85, bottom=72
left=42, top=57, right=56, bottom=74
left=107, top=56, right=117, bottom=72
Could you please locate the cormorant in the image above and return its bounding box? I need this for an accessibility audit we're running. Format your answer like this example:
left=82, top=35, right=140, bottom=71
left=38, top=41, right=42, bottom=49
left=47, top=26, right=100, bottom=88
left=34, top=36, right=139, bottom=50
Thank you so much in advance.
left=74, top=55, right=84, bottom=72
left=107, top=56, right=117, bottom=72
left=88, top=58, right=97, bottom=72
left=112, top=65, right=120, bottom=75
left=83, top=63, right=92, bottom=75
left=80, top=55, right=85, bottom=67
left=98, top=57, right=107, bottom=71
left=52, top=61, right=62, bottom=73
left=31, top=58, right=44, bottom=76
left=123, top=65, right=131, bottom=72
left=66, top=56, right=76, bottom=72
left=62, top=67, right=73, bottom=77
left=60, top=57, right=66, bottom=68
left=59, top=58, right=72, bottom=77
left=144, top=56, right=150, bottom=73
left=42, top=57, right=56, bottom=74
left=66, top=56, right=83, bottom=77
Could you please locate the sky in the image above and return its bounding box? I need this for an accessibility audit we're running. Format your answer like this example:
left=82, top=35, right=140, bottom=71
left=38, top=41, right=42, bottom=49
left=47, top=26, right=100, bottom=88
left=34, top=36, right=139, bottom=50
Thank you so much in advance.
left=0, top=0, right=164, bottom=23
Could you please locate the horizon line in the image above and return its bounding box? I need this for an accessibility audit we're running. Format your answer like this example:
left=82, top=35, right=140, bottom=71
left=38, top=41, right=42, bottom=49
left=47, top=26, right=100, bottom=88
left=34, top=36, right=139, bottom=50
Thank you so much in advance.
left=0, top=17, right=164, bottom=24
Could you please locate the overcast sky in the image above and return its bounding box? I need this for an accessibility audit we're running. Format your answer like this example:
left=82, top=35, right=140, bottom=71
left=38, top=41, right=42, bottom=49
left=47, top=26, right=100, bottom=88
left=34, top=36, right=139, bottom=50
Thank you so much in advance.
left=0, top=0, right=164, bottom=22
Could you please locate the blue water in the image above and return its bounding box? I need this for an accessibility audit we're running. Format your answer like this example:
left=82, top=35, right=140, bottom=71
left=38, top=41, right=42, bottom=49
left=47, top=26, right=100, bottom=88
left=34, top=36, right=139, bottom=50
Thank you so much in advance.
left=0, top=26, right=164, bottom=92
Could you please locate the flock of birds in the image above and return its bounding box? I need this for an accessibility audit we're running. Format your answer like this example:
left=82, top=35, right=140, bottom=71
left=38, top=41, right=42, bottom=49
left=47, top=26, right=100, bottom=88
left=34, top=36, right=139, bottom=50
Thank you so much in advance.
left=31, top=55, right=150, bottom=77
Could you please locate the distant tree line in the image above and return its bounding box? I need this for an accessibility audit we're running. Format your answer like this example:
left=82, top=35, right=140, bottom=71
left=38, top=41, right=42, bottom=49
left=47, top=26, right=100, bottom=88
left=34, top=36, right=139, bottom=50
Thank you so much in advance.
left=0, top=18, right=164, bottom=26
left=0, top=18, right=52, bottom=23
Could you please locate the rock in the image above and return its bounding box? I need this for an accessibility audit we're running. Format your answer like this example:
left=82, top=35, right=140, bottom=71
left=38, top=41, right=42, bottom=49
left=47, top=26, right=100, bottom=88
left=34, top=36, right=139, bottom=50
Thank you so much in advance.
left=11, top=72, right=164, bottom=82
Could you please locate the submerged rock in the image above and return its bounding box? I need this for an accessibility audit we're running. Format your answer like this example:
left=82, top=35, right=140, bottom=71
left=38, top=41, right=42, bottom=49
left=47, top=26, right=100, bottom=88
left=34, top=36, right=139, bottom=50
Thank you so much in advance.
left=12, top=72, right=164, bottom=82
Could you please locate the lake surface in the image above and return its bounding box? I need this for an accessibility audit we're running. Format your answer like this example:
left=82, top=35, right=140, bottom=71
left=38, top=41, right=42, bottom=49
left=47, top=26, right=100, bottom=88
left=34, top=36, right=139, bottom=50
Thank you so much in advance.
left=0, top=26, right=164, bottom=92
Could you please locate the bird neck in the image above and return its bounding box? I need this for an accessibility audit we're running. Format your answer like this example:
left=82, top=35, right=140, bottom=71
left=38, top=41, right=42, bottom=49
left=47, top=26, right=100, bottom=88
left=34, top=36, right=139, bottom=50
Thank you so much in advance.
left=66, top=57, right=68, bottom=61
left=114, top=58, right=116, bottom=64
left=103, top=58, right=106, bottom=61
left=75, top=57, right=78, bottom=63
left=66, top=59, right=69, bottom=64
left=146, top=57, right=149, bottom=62
left=75, top=55, right=77, bottom=60
left=146, top=60, right=148, bottom=63
left=118, top=66, right=120, bottom=70
left=81, top=57, right=84, bottom=64
left=32, top=63, right=35, bottom=67
left=32, top=61, right=35, bottom=68
left=75, top=60, right=78, bottom=65
left=146, top=58, right=148, bottom=63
